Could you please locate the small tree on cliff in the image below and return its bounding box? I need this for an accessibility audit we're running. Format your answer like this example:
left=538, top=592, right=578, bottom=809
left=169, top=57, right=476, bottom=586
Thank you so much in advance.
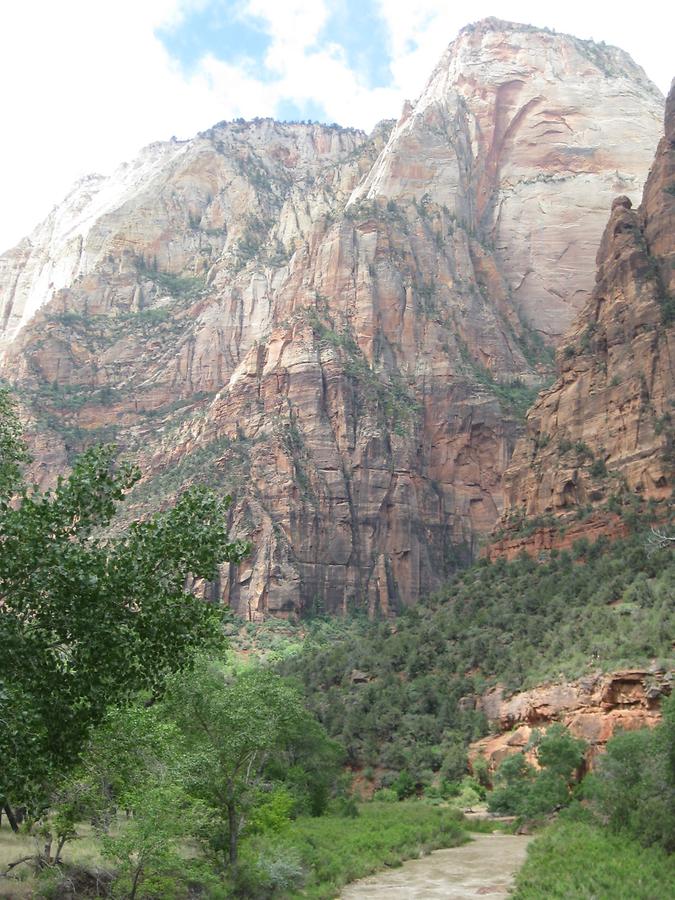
left=0, top=387, right=249, bottom=815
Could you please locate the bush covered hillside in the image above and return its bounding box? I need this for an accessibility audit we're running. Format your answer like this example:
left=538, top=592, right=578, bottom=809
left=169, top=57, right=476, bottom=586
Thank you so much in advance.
left=279, top=533, right=674, bottom=779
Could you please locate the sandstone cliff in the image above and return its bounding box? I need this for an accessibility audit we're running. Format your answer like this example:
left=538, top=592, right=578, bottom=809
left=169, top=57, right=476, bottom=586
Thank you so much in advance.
left=352, top=18, right=663, bottom=340
left=494, top=80, right=674, bottom=556
left=0, top=21, right=664, bottom=617
left=469, top=667, right=671, bottom=772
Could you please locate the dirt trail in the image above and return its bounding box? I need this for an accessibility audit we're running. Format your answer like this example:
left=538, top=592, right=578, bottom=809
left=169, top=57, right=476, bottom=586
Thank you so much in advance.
left=340, top=832, right=531, bottom=899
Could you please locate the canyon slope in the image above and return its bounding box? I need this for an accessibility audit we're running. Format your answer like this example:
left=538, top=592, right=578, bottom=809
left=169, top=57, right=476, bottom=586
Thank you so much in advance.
left=0, top=20, right=665, bottom=617
left=493, top=79, right=674, bottom=559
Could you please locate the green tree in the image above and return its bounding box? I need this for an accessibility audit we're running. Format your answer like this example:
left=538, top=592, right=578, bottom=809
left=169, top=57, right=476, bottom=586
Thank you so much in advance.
left=535, top=724, right=586, bottom=780
left=0, top=387, right=249, bottom=813
left=161, top=657, right=340, bottom=869
left=488, top=726, right=586, bottom=819
left=46, top=703, right=212, bottom=896
left=99, top=780, right=204, bottom=900
left=586, top=694, right=675, bottom=850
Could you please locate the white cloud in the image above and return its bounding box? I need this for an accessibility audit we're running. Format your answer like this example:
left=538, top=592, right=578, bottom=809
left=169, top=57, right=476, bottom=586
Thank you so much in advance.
left=0, top=0, right=670, bottom=254
left=245, top=0, right=329, bottom=53
left=0, top=1, right=213, bottom=252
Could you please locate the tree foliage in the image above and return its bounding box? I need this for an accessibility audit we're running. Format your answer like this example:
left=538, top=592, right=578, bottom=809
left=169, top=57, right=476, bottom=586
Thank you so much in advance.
left=0, top=387, right=249, bottom=809
left=488, top=725, right=586, bottom=819
left=585, top=692, right=675, bottom=851
left=160, top=656, right=342, bottom=868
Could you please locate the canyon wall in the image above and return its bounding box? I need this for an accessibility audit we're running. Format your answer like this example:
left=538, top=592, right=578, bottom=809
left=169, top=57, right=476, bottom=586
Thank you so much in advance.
left=0, top=21, right=664, bottom=617
left=493, top=79, right=674, bottom=557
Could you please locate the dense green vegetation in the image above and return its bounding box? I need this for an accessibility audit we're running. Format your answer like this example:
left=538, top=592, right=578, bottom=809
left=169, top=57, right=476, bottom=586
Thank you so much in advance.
left=0, top=387, right=249, bottom=812
left=0, top=390, right=470, bottom=897
left=584, top=692, right=675, bottom=852
left=3, top=662, right=471, bottom=899
left=504, top=697, right=675, bottom=897
left=280, top=534, right=673, bottom=783
left=1, top=384, right=672, bottom=896
left=488, top=725, right=586, bottom=819
left=247, top=803, right=466, bottom=899
left=513, top=818, right=675, bottom=900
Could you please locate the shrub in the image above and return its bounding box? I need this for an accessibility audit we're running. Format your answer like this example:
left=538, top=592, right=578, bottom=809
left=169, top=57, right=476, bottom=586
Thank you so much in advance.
left=453, top=777, right=484, bottom=809
left=512, top=818, right=675, bottom=899
left=585, top=693, right=675, bottom=851
left=440, top=743, right=467, bottom=782
left=488, top=726, right=586, bottom=819
left=391, top=771, right=416, bottom=800
left=372, top=788, right=398, bottom=803
left=589, top=457, right=608, bottom=477
left=471, top=756, right=490, bottom=788
left=234, top=842, right=306, bottom=898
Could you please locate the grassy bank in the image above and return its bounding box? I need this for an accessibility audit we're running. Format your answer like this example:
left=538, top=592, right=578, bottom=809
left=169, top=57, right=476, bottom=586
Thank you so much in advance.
left=242, top=801, right=468, bottom=899
left=1, top=803, right=468, bottom=899
left=512, top=819, right=675, bottom=900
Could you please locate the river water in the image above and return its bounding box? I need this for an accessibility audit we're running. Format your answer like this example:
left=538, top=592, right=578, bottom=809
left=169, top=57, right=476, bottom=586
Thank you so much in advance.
left=340, top=832, right=531, bottom=899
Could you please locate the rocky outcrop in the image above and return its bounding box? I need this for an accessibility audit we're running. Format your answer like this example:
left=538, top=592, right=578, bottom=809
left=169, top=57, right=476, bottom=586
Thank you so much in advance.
left=0, top=22, right=665, bottom=617
left=470, top=667, right=672, bottom=771
left=486, top=512, right=630, bottom=562
left=496, top=80, right=675, bottom=550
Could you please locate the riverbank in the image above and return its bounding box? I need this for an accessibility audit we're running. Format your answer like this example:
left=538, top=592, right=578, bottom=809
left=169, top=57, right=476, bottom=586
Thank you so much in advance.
left=512, top=819, right=675, bottom=899
left=1, top=803, right=469, bottom=899
left=271, top=802, right=468, bottom=899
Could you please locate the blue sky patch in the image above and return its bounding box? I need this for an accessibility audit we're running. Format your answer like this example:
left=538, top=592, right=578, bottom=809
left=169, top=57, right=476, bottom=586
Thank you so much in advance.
left=276, top=97, right=329, bottom=124
left=157, top=1, right=272, bottom=74
left=319, top=0, right=392, bottom=88
left=157, top=1, right=393, bottom=99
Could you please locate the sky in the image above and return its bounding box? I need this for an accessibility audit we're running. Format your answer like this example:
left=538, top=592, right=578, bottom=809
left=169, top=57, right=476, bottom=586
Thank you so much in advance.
left=0, top=1, right=672, bottom=254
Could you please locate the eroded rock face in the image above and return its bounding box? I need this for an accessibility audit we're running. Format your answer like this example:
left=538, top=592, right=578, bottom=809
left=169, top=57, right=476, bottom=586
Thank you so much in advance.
left=470, top=668, right=672, bottom=771
left=0, top=22, right=665, bottom=617
left=496, top=80, right=674, bottom=549
left=353, top=17, right=663, bottom=341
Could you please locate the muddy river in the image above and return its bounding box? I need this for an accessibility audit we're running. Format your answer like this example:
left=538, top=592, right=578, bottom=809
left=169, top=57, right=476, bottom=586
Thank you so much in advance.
left=340, top=832, right=531, bottom=898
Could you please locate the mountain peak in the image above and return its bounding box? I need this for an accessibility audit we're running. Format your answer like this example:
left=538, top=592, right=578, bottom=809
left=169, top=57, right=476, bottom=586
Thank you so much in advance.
left=353, top=21, right=663, bottom=340
left=429, top=17, right=663, bottom=104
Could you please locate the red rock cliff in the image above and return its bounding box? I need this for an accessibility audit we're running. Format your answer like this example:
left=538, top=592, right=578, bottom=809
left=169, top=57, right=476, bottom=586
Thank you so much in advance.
left=0, top=22, right=665, bottom=617
left=494, top=80, right=674, bottom=556
left=469, top=667, right=672, bottom=771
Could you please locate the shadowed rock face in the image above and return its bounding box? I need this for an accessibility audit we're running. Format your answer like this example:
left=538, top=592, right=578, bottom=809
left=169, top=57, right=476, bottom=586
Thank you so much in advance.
left=495, top=80, right=674, bottom=554
left=0, top=21, right=664, bottom=617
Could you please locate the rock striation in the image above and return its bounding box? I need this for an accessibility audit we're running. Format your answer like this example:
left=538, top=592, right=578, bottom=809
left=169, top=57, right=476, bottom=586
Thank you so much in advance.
left=0, top=21, right=665, bottom=617
left=469, top=667, right=672, bottom=772
left=352, top=18, right=664, bottom=340
left=495, top=79, right=675, bottom=555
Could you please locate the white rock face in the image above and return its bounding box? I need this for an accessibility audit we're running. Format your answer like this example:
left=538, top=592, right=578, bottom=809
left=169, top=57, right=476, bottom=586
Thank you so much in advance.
left=0, top=141, right=191, bottom=350
left=0, top=123, right=365, bottom=354
left=352, top=18, right=664, bottom=339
